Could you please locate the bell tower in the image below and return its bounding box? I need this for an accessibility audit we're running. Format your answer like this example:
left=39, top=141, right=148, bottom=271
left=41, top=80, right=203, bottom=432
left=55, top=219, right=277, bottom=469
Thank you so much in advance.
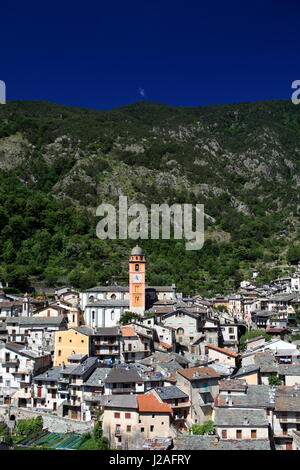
left=129, top=244, right=146, bottom=315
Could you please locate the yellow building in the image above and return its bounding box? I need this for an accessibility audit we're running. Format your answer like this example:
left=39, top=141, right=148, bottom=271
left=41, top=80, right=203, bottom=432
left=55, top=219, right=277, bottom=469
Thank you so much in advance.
left=54, top=326, right=92, bottom=366
left=232, top=365, right=260, bottom=385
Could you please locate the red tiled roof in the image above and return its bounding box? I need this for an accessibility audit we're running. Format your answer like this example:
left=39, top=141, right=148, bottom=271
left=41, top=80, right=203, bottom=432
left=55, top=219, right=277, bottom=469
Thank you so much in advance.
left=207, top=344, right=240, bottom=358
left=158, top=342, right=172, bottom=350
left=177, top=366, right=220, bottom=381
left=121, top=327, right=138, bottom=337
left=137, top=394, right=173, bottom=414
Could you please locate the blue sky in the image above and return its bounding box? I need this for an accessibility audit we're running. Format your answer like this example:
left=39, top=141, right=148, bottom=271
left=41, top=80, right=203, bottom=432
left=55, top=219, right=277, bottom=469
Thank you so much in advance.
left=1, top=0, right=300, bottom=109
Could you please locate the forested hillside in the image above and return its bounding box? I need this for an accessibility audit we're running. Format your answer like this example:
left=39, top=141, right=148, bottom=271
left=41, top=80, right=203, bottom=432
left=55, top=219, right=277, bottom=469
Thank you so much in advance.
left=0, top=99, right=300, bottom=295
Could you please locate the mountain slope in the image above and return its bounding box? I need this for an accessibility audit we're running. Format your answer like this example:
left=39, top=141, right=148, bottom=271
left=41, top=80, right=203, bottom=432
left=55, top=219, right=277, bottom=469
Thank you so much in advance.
left=0, top=99, right=299, bottom=295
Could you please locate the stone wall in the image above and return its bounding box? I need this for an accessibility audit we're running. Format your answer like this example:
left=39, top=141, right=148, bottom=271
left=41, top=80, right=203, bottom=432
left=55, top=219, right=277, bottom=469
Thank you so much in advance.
left=0, top=406, right=93, bottom=433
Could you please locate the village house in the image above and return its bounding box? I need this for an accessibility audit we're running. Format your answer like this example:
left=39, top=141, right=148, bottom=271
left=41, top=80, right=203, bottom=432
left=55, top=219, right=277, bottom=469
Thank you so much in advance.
left=92, top=326, right=121, bottom=363
left=104, top=367, right=145, bottom=395
left=53, top=326, right=92, bottom=366
left=150, top=385, right=190, bottom=430
left=6, top=315, right=68, bottom=353
left=159, top=310, right=206, bottom=355
left=214, top=407, right=270, bottom=441
left=0, top=342, right=52, bottom=407
left=175, top=366, right=220, bottom=425
left=60, top=356, right=98, bottom=420
left=205, top=344, right=240, bottom=370
left=102, top=395, right=139, bottom=449
left=214, top=380, right=275, bottom=429
left=273, top=385, right=300, bottom=450
left=219, top=323, right=239, bottom=351
left=231, top=364, right=260, bottom=385
left=277, top=365, right=300, bottom=386
left=82, top=367, right=111, bottom=421
left=120, top=325, right=152, bottom=362
left=102, top=393, right=173, bottom=450
left=136, top=394, right=173, bottom=441
left=32, top=366, right=64, bottom=412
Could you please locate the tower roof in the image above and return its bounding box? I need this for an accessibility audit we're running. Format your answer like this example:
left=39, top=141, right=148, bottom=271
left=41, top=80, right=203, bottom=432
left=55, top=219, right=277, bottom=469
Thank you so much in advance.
left=131, top=244, right=144, bottom=256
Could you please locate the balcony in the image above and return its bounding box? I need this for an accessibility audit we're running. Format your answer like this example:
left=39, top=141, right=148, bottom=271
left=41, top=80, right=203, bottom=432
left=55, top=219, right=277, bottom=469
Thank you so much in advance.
left=2, top=359, right=19, bottom=366
left=279, top=417, right=300, bottom=423
left=95, top=351, right=120, bottom=356
left=123, top=348, right=148, bottom=353
left=174, top=415, right=187, bottom=421
left=58, top=377, right=69, bottom=384
left=172, top=402, right=190, bottom=409
left=13, top=369, right=31, bottom=375
left=111, top=387, right=135, bottom=394
left=46, top=384, right=58, bottom=390
left=83, top=393, right=103, bottom=402
left=94, top=340, right=119, bottom=346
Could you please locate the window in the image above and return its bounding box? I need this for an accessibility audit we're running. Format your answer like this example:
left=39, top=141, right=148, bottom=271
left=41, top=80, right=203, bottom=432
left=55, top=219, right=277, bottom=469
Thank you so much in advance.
left=125, top=413, right=131, bottom=419
left=114, top=412, right=120, bottom=418
left=141, top=427, right=144, bottom=432
left=236, top=430, right=242, bottom=439
left=150, top=425, right=154, bottom=432
left=251, top=430, right=257, bottom=438
left=221, top=430, right=227, bottom=439
left=58, top=337, right=62, bottom=343
left=135, top=264, right=139, bottom=271
left=229, top=328, right=234, bottom=334
left=126, top=426, right=131, bottom=432
left=58, top=350, right=61, bottom=357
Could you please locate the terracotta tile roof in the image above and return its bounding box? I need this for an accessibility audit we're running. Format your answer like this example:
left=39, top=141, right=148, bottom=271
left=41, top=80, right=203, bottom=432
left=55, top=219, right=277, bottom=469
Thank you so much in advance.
left=177, top=366, right=220, bottom=381
left=158, top=342, right=173, bottom=350
left=207, top=344, right=240, bottom=358
left=121, top=327, right=138, bottom=337
left=137, top=394, right=173, bottom=414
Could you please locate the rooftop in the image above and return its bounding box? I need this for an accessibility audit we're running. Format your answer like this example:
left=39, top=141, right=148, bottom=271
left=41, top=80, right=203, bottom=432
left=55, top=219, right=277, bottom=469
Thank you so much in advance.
left=105, top=367, right=144, bottom=384
left=177, top=366, right=220, bottom=381
left=206, top=344, right=240, bottom=358
left=155, top=385, right=189, bottom=401
left=34, top=366, right=63, bottom=382
left=102, top=395, right=138, bottom=409
left=121, top=327, right=138, bottom=338
left=219, top=379, right=248, bottom=392
left=214, top=407, right=269, bottom=427
left=84, top=367, right=111, bottom=386
left=137, top=394, right=173, bottom=414
left=173, top=436, right=271, bottom=450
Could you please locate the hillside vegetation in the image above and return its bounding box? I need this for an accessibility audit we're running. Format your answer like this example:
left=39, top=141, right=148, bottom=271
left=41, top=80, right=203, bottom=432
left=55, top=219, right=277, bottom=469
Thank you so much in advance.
left=0, top=99, right=300, bottom=295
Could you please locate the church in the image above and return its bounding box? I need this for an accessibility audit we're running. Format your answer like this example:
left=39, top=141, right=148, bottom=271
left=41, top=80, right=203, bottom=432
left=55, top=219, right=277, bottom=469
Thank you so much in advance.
left=80, top=245, right=181, bottom=328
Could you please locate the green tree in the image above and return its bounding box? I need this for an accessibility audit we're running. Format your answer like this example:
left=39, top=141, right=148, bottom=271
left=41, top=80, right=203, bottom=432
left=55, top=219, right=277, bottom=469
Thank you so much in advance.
left=268, top=375, right=282, bottom=386
left=190, top=421, right=215, bottom=435
left=119, top=311, right=140, bottom=325
left=17, top=416, right=43, bottom=438
left=239, top=329, right=271, bottom=352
